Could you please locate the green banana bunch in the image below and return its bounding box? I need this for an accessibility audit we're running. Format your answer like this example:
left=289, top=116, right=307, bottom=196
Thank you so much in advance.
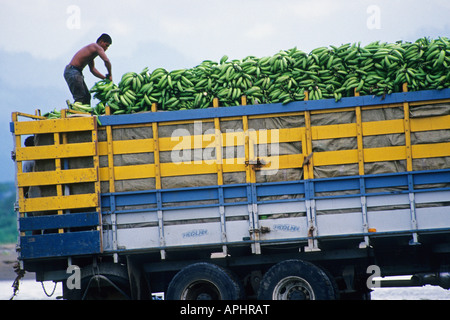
left=47, top=37, right=449, bottom=119
left=42, top=108, right=61, bottom=119
left=69, top=101, right=93, bottom=113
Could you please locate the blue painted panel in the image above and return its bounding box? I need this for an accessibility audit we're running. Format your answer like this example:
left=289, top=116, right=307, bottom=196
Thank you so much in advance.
left=414, top=170, right=450, bottom=185
left=97, top=88, right=450, bottom=127
left=114, top=191, right=157, bottom=207
left=314, top=177, right=360, bottom=193
left=365, top=174, right=409, bottom=189
left=256, top=181, right=305, bottom=197
left=161, top=188, right=219, bottom=203
left=101, top=184, right=254, bottom=210
left=222, top=185, right=248, bottom=199
left=19, top=212, right=99, bottom=231
left=98, top=169, right=450, bottom=216
left=20, top=231, right=101, bottom=259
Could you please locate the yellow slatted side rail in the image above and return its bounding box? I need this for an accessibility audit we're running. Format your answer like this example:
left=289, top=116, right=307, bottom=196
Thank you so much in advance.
left=96, top=127, right=306, bottom=181
left=12, top=112, right=25, bottom=237
left=94, top=86, right=450, bottom=185
left=97, top=99, right=306, bottom=183
left=309, top=84, right=450, bottom=173
left=13, top=114, right=100, bottom=216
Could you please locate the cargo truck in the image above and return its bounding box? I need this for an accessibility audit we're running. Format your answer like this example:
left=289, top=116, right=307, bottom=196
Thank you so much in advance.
left=10, top=85, right=450, bottom=300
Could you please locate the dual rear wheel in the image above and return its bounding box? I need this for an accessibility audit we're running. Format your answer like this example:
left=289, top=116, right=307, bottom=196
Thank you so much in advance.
left=64, top=259, right=338, bottom=300
left=166, top=260, right=337, bottom=300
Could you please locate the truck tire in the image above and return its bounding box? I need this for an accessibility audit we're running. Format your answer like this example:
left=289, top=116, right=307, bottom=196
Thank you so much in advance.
left=63, top=262, right=131, bottom=300
left=166, top=262, right=244, bottom=300
left=258, top=259, right=337, bottom=300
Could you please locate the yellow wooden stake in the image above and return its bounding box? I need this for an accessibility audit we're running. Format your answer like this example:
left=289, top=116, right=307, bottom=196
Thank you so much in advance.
left=356, top=107, right=365, bottom=175
left=402, top=83, right=413, bottom=171
left=105, top=106, right=116, bottom=193
left=303, top=91, right=314, bottom=180
left=213, top=98, right=224, bottom=185
left=151, top=103, right=162, bottom=189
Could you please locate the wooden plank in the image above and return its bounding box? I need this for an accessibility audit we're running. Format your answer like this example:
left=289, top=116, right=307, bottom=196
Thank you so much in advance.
left=410, top=115, right=450, bottom=132
left=14, top=117, right=95, bottom=135
left=221, top=131, right=245, bottom=148
left=114, top=164, right=155, bottom=180
left=16, top=142, right=96, bottom=161
left=98, top=139, right=154, bottom=155
left=412, top=142, right=450, bottom=159
left=20, top=194, right=98, bottom=212
left=161, top=162, right=218, bottom=177
left=271, top=154, right=304, bottom=170
left=314, top=149, right=358, bottom=166
left=254, top=128, right=302, bottom=144
left=160, top=134, right=216, bottom=152
left=17, top=168, right=97, bottom=187
left=222, top=160, right=246, bottom=173
left=364, top=146, right=406, bottom=163
left=312, top=123, right=356, bottom=140
left=362, top=119, right=404, bottom=136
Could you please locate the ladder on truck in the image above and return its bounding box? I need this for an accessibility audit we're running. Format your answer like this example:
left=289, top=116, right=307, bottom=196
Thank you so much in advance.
left=11, top=110, right=102, bottom=260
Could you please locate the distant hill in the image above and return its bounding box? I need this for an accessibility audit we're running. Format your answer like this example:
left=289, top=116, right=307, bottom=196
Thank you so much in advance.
left=0, top=182, right=17, bottom=244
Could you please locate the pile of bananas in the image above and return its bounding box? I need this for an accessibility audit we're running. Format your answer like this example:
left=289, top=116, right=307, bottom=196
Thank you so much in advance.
left=84, top=37, right=450, bottom=116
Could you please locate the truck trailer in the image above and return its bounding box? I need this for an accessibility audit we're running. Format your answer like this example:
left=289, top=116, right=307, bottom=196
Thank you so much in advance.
left=11, top=85, right=450, bottom=300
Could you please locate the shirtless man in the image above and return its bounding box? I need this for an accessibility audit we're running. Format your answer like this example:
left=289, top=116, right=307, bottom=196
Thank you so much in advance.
left=64, top=33, right=112, bottom=105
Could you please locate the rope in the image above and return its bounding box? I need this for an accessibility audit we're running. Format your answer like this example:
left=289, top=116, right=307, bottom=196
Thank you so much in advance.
left=9, top=261, right=25, bottom=300
left=41, top=281, right=57, bottom=297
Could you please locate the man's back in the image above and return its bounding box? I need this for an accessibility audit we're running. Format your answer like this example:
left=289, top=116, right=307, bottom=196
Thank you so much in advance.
left=69, top=43, right=102, bottom=70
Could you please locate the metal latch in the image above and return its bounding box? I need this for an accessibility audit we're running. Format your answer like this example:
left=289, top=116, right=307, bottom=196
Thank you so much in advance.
left=249, top=226, right=271, bottom=234
left=245, top=158, right=267, bottom=170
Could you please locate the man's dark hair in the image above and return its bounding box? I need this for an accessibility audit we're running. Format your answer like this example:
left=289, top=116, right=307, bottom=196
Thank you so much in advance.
left=97, top=33, right=112, bottom=44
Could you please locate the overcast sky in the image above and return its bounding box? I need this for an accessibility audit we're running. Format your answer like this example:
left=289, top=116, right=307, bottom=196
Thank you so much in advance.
left=1, top=0, right=450, bottom=182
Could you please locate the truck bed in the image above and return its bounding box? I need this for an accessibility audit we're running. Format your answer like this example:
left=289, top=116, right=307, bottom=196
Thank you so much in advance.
left=11, top=88, right=450, bottom=274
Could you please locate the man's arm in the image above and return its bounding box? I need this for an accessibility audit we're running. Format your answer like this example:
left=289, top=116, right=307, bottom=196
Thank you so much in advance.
left=88, top=60, right=106, bottom=79
left=89, top=44, right=112, bottom=80
left=104, top=60, right=112, bottom=81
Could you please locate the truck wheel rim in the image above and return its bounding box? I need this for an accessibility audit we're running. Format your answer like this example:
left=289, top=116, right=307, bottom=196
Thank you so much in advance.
left=181, top=280, right=221, bottom=300
left=272, top=276, right=315, bottom=300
